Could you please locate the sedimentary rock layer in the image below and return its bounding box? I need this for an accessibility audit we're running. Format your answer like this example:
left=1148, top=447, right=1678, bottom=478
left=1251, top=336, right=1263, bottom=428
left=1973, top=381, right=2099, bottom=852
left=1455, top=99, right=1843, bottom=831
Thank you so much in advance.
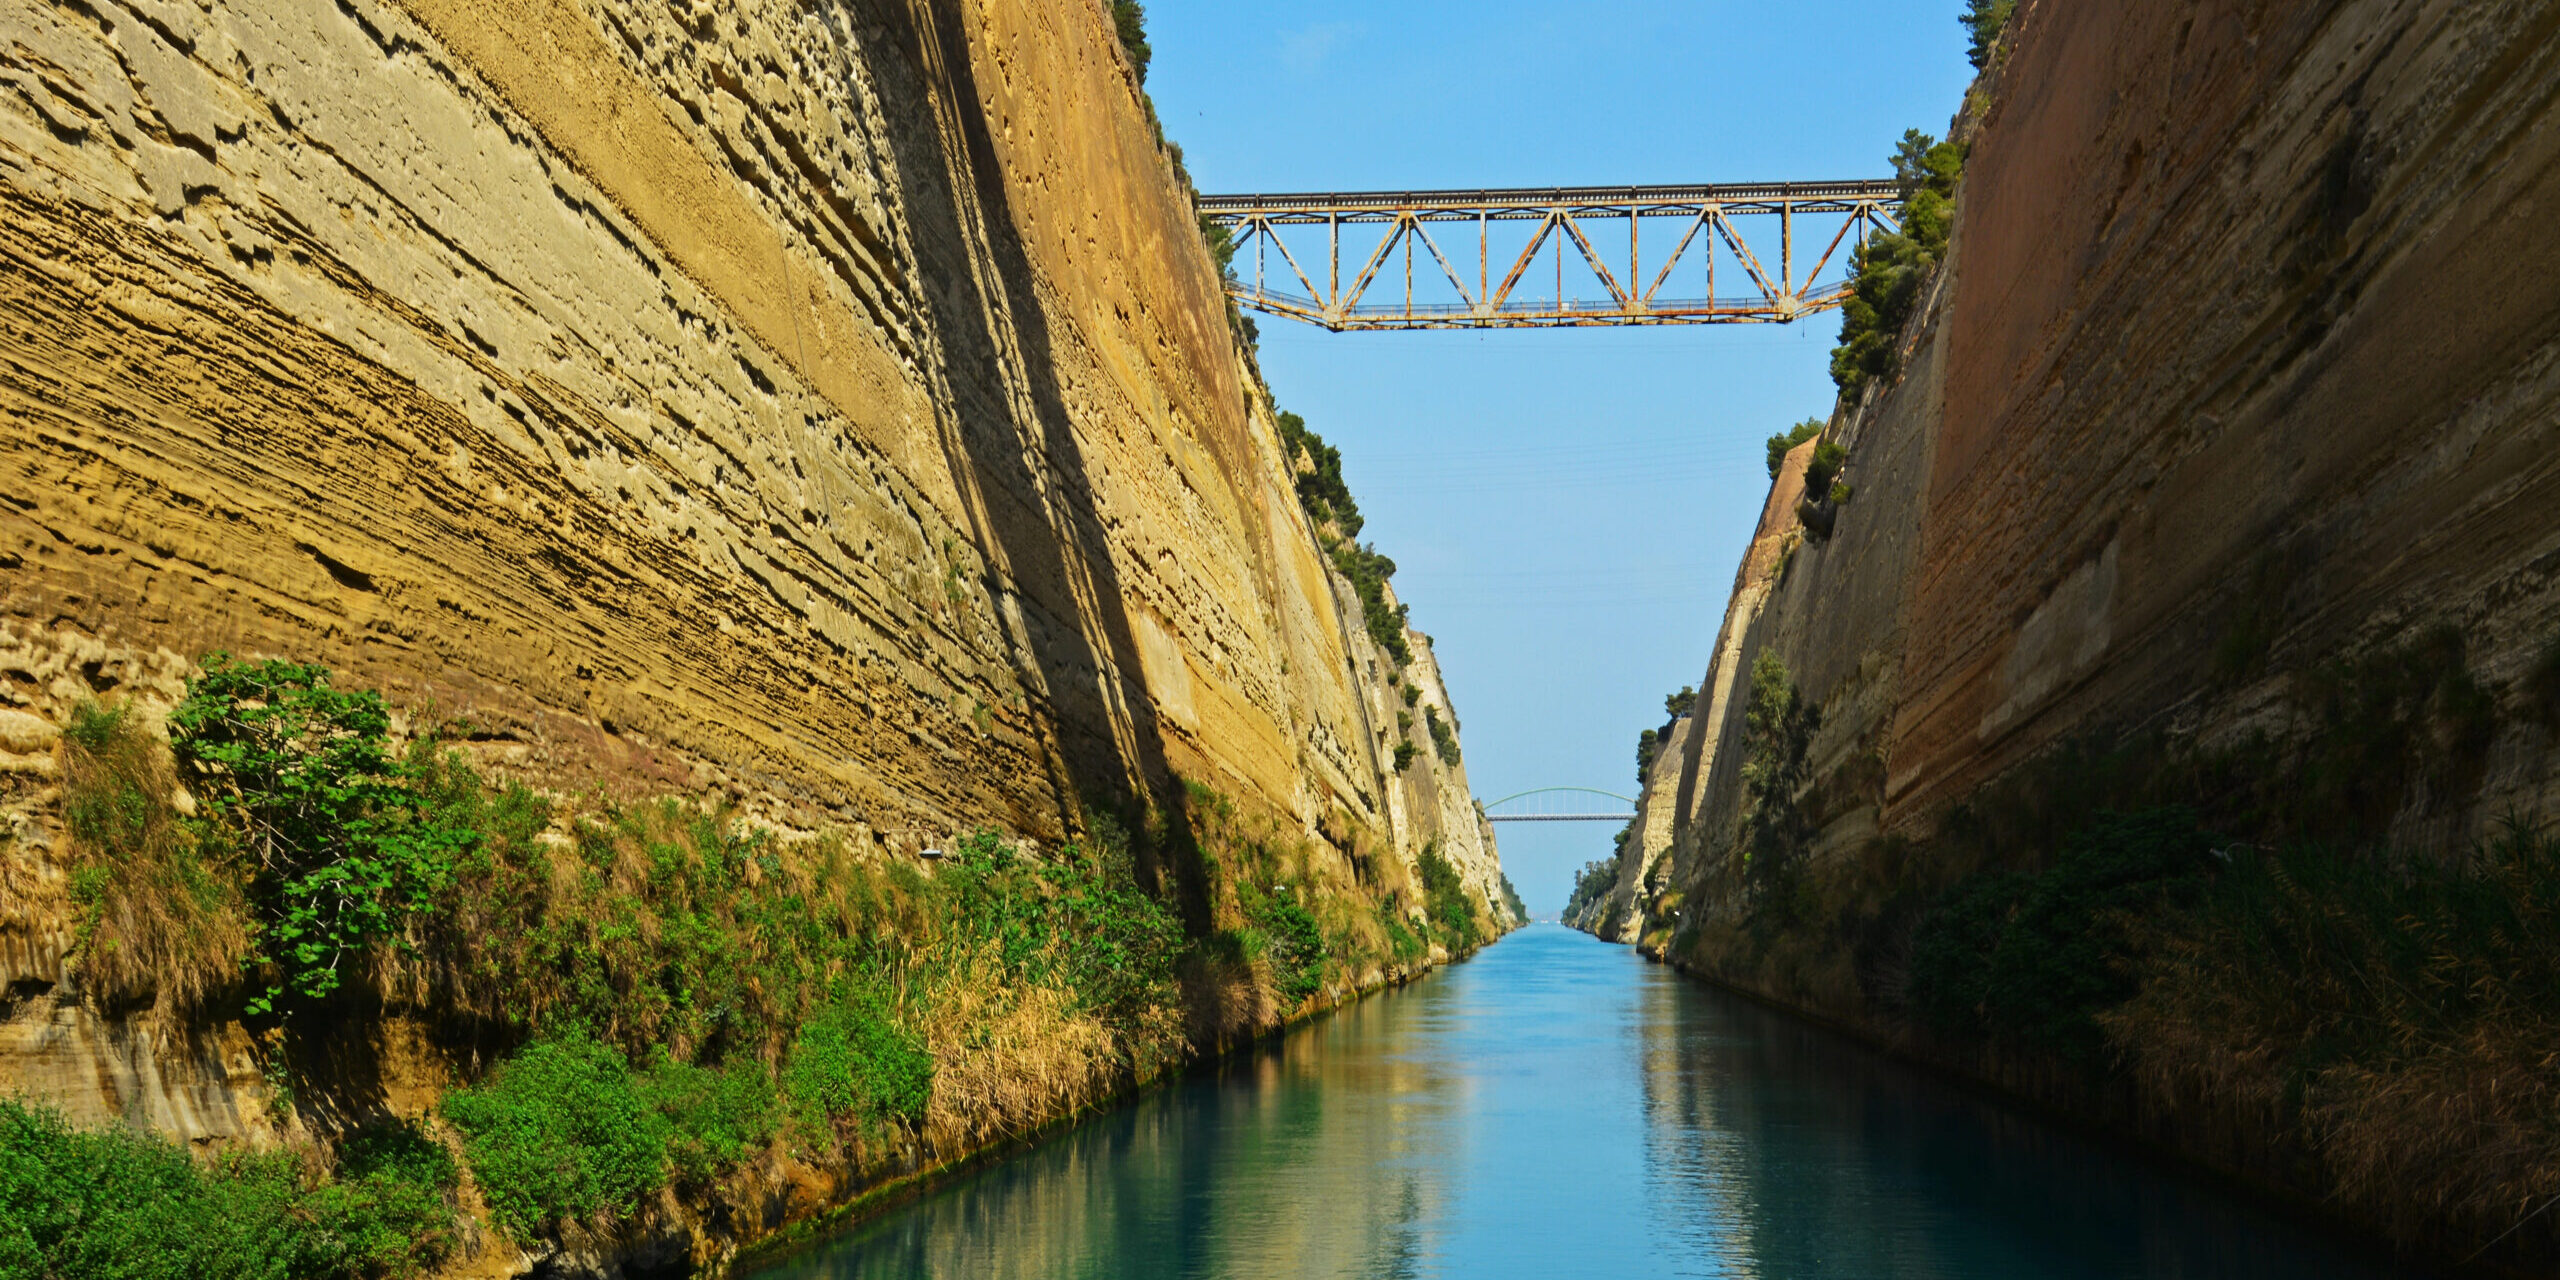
left=0, top=0, right=1506, bottom=1143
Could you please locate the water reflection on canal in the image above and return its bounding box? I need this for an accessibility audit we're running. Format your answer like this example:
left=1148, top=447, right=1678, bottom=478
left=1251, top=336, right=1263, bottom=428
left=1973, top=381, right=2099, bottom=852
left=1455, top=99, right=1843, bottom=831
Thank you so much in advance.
left=756, top=924, right=2403, bottom=1279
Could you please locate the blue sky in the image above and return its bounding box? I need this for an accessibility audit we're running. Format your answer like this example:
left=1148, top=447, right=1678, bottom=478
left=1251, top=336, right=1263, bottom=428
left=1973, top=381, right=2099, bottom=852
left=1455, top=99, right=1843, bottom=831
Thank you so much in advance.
left=1143, top=3, right=1980, bottom=913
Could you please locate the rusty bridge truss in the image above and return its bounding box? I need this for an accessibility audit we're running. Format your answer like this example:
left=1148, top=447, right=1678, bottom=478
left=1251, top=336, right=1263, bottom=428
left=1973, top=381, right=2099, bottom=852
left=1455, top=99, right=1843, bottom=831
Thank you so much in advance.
left=1197, top=180, right=1904, bottom=331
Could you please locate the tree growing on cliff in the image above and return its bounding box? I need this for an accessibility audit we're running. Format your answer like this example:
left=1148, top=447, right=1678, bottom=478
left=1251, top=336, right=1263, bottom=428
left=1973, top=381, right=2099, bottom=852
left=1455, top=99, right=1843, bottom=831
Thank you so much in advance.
left=168, top=656, right=474, bottom=1015
left=1962, top=0, right=2017, bottom=70
left=1765, top=418, right=1822, bottom=478
left=1665, top=685, right=1697, bottom=718
left=1831, top=132, right=1966, bottom=398
left=1737, top=651, right=1821, bottom=926
left=1110, top=1, right=1151, bottom=84
left=1278, top=409, right=1364, bottom=541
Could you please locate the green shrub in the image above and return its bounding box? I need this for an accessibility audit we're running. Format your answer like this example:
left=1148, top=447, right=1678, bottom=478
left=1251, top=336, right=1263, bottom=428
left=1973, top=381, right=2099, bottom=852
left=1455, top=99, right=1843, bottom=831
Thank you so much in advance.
left=1426, top=706, right=1461, bottom=766
left=1832, top=132, right=1965, bottom=396
left=1332, top=542, right=1411, bottom=666
left=169, top=656, right=475, bottom=1014
left=1109, top=0, right=1150, bottom=84
left=1905, top=870, right=2030, bottom=1036
left=1904, top=809, right=2216, bottom=1064
left=304, top=1122, right=461, bottom=1278
left=1198, top=213, right=1236, bottom=281
left=1564, top=857, right=1618, bottom=923
left=1804, top=441, right=1847, bottom=495
left=1764, top=418, right=1821, bottom=478
left=1738, top=652, right=1821, bottom=924
left=1663, top=685, right=1697, bottom=718
left=939, top=828, right=1188, bottom=1046
left=1416, top=844, right=1480, bottom=952
left=1277, top=410, right=1362, bottom=540
left=784, top=984, right=933, bottom=1131
left=641, top=1055, right=779, bottom=1186
left=1247, top=888, right=1326, bottom=1005
left=1276, top=408, right=1414, bottom=666
left=1392, top=740, right=1418, bottom=772
left=440, top=1034, right=671, bottom=1239
left=0, top=1100, right=454, bottom=1280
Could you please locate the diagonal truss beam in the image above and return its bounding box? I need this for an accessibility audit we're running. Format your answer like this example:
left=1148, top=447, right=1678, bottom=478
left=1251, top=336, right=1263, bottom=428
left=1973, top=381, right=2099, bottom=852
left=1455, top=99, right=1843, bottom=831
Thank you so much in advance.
left=1201, top=180, right=1905, bottom=331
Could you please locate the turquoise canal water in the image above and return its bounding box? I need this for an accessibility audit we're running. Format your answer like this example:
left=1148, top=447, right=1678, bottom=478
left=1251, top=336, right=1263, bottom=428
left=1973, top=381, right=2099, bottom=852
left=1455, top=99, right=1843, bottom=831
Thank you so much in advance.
left=757, top=924, right=2405, bottom=1279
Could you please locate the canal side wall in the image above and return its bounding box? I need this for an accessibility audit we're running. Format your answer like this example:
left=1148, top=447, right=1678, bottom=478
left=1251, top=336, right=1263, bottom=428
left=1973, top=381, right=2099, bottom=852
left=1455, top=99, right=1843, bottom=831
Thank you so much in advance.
left=1587, top=0, right=2560, bottom=1271
left=0, top=0, right=1517, bottom=1270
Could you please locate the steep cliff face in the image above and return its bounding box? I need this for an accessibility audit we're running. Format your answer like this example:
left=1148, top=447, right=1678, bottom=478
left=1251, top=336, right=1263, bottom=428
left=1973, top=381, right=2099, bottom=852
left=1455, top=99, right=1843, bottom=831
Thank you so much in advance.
left=0, top=0, right=1510, bottom=1257
left=1588, top=0, right=2560, bottom=1264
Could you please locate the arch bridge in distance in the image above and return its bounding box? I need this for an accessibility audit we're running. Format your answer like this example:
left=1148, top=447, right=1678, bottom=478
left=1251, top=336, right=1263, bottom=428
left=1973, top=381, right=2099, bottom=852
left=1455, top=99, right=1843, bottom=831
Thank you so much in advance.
left=1482, top=787, right=1640, bottom=823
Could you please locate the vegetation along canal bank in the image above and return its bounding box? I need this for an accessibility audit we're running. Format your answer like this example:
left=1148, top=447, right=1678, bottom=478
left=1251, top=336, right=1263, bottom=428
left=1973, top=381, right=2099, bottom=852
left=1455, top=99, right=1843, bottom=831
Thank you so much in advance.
left=1571, top=1, right=2560, bottom=1274
left=0, top=0, right=1516, bottom=1273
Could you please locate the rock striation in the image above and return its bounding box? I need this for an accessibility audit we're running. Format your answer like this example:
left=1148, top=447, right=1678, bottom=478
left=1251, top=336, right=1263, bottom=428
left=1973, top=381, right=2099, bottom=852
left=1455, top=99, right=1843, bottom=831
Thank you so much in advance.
left=0, top=0, right=1509, bottom=1227
left=1582, top=0, right=2560, bottom=1265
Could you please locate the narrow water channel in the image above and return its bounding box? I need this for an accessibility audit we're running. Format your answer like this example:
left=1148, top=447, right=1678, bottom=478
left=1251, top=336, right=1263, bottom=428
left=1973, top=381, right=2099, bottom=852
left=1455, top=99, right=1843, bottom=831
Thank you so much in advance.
left=758, top=925, right=2402, bottom=1279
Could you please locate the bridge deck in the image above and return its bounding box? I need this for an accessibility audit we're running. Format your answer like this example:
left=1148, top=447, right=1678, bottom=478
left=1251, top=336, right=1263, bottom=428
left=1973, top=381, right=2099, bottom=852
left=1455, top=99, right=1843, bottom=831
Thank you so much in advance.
left=1200, top=180, right=1902, bottom=330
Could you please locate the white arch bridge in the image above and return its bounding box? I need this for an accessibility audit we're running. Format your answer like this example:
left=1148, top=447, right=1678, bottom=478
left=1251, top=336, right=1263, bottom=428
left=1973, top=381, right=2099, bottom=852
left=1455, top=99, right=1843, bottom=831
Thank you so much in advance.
left=1482, top=787, right=1639, bottom=823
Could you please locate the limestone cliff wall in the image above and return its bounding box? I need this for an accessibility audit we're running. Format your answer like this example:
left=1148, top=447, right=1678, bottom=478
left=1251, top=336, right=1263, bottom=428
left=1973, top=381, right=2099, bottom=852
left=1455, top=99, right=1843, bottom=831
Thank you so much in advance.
left=0, top=0, right=1506, bottom=1157
left=1579, top=0, right=2560, bottom=1259
left=1600, top=0, right=2560, bottom=937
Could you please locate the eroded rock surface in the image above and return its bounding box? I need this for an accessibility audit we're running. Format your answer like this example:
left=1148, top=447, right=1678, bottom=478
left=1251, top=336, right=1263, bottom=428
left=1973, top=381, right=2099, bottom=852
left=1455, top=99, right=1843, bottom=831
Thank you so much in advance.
left=0, top=0, right=1507, bottom=1179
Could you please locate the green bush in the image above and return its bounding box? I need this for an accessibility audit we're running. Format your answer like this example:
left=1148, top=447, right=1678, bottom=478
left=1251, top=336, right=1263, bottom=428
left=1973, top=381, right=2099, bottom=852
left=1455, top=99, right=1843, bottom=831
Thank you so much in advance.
left=1831, top=132, right=1965, bottom=397
left=1198, top=213, right=1236, bottom=281
left=1564, top=857, right=1618, bottom=923
left=1905, top=870, right=2030, bottom=1036
left=641, top=1055, right=779, bottom=1186
left=1738, top=652, right=1820, bottom=924
left=0, top=1100, right=454, bottom=1280
left=1416, top=844, right=1480, bottom=952
left=1277, top=410, right=1363, bottom=540
left=1425, top=706, right=1461, bottom=766
left=440, top=1034, right=672, bottom=1239
left=1332, top=542, right=1411, bottom=666
left=1804, top=441, right=1847, bottom=494
left=169, top=656, right=475, bottom=1014
left=1109, top=0, right=1150, bottom=84
left=1245, top=888, right=1326, bottom=1005
left=1276, top=408, right=1415, bottom=667
left=1663, top=685, right=1697, bottom=718
left=784, top=984, right=933, bottom=1131
left=1764, top=418, right=1821, bottom=478
left=941, top=829, right=1188, bottom=1039
left=1905, top=809, right=2216, bottom=1064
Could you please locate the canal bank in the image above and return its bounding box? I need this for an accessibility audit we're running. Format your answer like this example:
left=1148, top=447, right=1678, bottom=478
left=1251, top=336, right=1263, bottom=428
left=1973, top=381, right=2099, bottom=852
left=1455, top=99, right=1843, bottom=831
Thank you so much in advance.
left=751, top=925, right=2394, bottom=1280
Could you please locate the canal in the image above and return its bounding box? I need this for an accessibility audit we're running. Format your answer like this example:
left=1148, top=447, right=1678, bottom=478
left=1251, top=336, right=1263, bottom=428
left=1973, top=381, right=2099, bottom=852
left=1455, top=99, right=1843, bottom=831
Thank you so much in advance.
left=757, top=924, right=2402, bottom=1279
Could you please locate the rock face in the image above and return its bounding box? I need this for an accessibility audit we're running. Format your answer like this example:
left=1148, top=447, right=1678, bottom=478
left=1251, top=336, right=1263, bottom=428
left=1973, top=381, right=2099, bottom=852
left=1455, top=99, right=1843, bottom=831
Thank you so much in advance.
left=0, top=0, right=1506, bottom=1154
left=1582, top=0, right=2560, bottom=1259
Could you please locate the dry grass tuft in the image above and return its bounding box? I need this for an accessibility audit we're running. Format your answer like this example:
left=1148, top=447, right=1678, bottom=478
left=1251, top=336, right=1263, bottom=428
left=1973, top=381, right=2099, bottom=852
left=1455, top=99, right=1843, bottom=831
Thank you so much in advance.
left=2107, top=820, right=2560, bottom=1255
left=57, top=701, right=249, bottom=1017
left=917, top=946, right=1116, bottom=1144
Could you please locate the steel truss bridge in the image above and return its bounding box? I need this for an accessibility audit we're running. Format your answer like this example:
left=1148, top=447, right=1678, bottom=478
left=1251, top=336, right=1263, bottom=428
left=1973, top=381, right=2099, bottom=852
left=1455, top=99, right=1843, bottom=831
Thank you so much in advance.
left=1198, top=180, right=1904, bottom=331
left=1482, top=787, right=1639, bottom=824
